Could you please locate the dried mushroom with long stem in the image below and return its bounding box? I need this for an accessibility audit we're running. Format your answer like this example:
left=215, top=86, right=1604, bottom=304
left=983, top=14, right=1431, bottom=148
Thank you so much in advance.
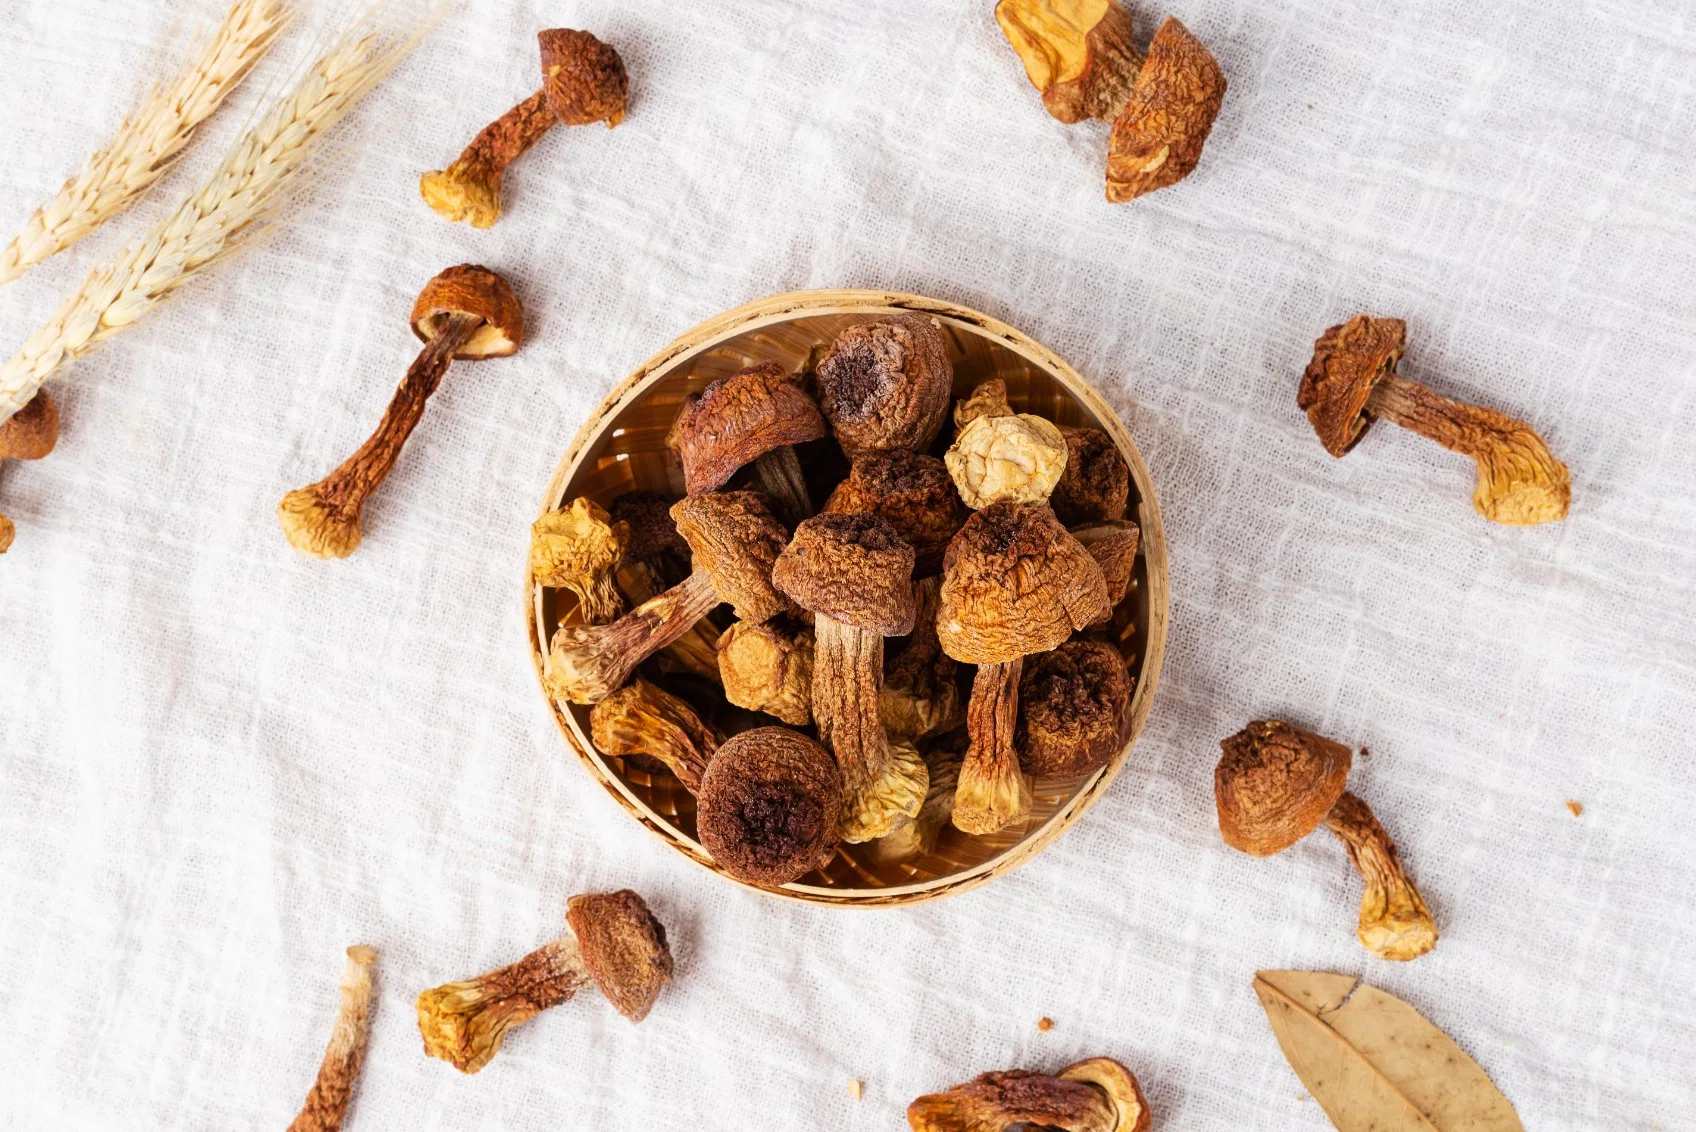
left=279, top=265, right=523, bottom=558
left=0, top=389, right=59, bottom=553
left=1298, top=315, right=1571, bottom=525
left=1018, top=639, right=1130, bottom=778
left=695, top=726, right=844, bottom=887
left=813, top=315, right=954, bottom=454
left=286, top=945, right=377, bottom=1132
left=822, top=448, right=967, bottom=576
left=717, top=618, right=814, bottom=725
left=421, top=29, right=627, bottom=228
left=417, top=889, right=671, bottom=1074
left=531, top=497, right=629, bottom=624
left=909, top=1057, right=1149, bottom=1132
left=608, top=489, right=721, bottom=682
left=589, top=678, right=721, bottom=792
left=1215, top=720, right=1438, bottom=961
left=673, top=361, right=826, bottom=528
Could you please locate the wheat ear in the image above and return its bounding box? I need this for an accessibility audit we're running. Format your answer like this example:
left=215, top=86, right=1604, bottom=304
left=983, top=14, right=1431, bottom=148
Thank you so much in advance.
left=0, top=0, right=289, bottom=287
left=0, top=21, right=428, bottom=425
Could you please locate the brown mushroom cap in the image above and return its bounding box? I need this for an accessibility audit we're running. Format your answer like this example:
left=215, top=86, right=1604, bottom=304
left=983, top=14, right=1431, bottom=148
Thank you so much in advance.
left=410, top=264, right=525, bottom=359
left=1105, top=17, right=1226, bottom=203
left=814, top=314, right=953, bottom=454
left=696, top=726, right=843, bottom=887
left=908, top=1068, right=1120, bottom=1132
left=674, top=362, right=826, bottom=496
left=0, top=390, right=59, bottom=461
left=1018, top=639, right=1131, bottom=777
left=772, top=512, right=917, bottom=636
left=996, top=0, right=1144, bottom=125
left=564, top=890, right=673, bottom=1022
left=937, top=502, right=1110, bottom=665
left=1215, top=720, right=1353, bottom=856
left=821, top=449, right=966, bottom=576
left=1059, top=1058, right=1152, bottom=1132
left=538, top=29, right=629, bottom=127
left=669, top=491, right=789, bottom=623
left=1297, top=315, right=1406, bottom=457
left=717, top=619, right=814, bottom=726
left=1051, top=426, right=1130, bottom=525
left=530, top=498, right=630, bottom=624
left=1070, top=520, right=1140, bottom=609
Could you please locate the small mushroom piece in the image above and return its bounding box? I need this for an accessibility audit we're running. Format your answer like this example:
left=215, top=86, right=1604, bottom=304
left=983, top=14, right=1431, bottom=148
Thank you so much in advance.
left=945, top=412, right=1069, bottom=510
left=939, top=503, right=1110, bottom=834
left=608, top=489, right=721, bottom=683
left=953, top=378, right=1014, bottom=428
left=417, top=889, right=672, bottom=1074
left=696, top=726, right=844, bottom=887
left=717, top=619, right=814, bottom=725
left=546, top=491, right=788, bottom=704
left=420, top=30, right=627, bottom=228
left=673, top=361, right=826, bottom=528
left=531, top=497, right=629, bottom=625
left=1069, top=520, right=1139, bottom=610
left=279, top=265, right=523, bottom=559
left=1215, top=720, right=1438, bottom=961
left=880, top=575, right=964, bottom=744
left=869, top=740, right=962, bottom=866
left=822, top=449, right=967, bottom=576
left=1018, top=640, right=1130, bottom=778
left=1298, top=315, right=1571, bottom=525
left=1105, top=18, right=1227, bottom=203
left=772, top=512, right=927, bottom=842
left=814, top=315, right=954, bottom=454
left=589, top=678, right=721, bottom=792
left=908, top=1057, right=1149, bottom=1132
left=286, top=945, right=377, bottom=1132
left=1050, top=426, right=1129, bottom=525
left=995, top=0, right=1144, bottom=124
left=0, top=389, right=59, bottom=554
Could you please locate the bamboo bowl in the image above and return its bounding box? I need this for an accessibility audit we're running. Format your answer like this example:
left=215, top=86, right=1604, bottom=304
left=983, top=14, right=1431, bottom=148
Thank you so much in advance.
left=527, top=290, right=1168, bottom=905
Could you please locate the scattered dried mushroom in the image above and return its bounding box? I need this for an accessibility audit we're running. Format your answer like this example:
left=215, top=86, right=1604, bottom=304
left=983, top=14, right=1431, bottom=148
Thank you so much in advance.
left=908, top=1056, right=1149, bottom=1132
left=286, top=945, right=376, bottom=1132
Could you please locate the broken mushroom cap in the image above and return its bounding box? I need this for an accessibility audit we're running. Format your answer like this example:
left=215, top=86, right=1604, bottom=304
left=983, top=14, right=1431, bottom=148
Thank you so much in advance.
left=589, top=678, right=721, bottom=792
left=996, top=0, right=1144, bottom=124
left=539, top=28, right=630, bottom=127
left=1050, top=426, right=1129, bottom=525
left=1105, top=17, right=1227, bottom=203
left=0, top=389, right=59, bottom=461
left=945, top=412, right=1069, bottom=510
left=822, top=449, right=967, bottom=576
left=564, top=889, right=674, bottom=1022
left=669, top=491, right=790, bottom=623
left=531, top=497, right=630, bottom=624
left=696, top=726, right=843, bottom=887
left=772, top=512, right=917, bottom=637
left=1214, top=720, right=1352, bottom=856
left=1058, top=1058, right=1152, bottom=1132
left=410, top=264, right=524, bottom=358
left=717, top=619, right=814, bottom=726
left=673, top=362, right=826, bottom=496
left=953, top=378, right=1014, bottom=429
left=1017, top=639, right=1131, bottom=778
left=908, top=1058, right=1146, bottom=1132
left=814, top=314, right=954, bottom=454
left=1069, top=520, right=1140, bottom=610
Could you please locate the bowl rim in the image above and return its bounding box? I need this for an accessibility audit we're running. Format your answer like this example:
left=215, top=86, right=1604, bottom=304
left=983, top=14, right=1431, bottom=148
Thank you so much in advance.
left=526, top=288, right=1169, bottom=906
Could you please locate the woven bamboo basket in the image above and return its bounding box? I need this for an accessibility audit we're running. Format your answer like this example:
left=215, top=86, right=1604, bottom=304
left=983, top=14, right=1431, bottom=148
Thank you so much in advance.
left=526, top=290, right=1168, bottom=905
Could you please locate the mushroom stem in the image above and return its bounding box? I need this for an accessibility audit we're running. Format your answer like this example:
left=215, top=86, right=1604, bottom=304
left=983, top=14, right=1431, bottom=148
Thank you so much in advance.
left=417, top=933, right=591, bottom=1074
left=1322, top=791, right=1438, bottom=962
left=280, top=311, right=482, bottom=558
left=811, top=614, right=889, bottom=791
left=953, top=659, right=1033, bottom=835
left=419, top=91, right=555, bottom=228
left=287, top=945, right=377, bottom=1132
left=547, top=569, right=720, bottom=703
left=753, top=444, right=812, bottom=528
left=1364, top=371, right=1571, bottom=525
left=589, top=678, right=719, bottom=791
left=616, top=559, right=723, bottom=682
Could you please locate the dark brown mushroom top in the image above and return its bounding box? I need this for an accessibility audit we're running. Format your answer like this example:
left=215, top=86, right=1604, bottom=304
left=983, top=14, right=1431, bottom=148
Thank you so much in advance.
left=669, top=491, right=789, bottom=623
left=1051, top=426, right=1130, bottom=525
left=1105, top=17, right=1226, bottom=203
left=1297, top=315, right=1407, bottom=457
left=821, top=449, right=967, bottom=576
left=696, top=726, right=843, bottom=887
left=539, top=29, right=629, bottom=127
left=814, top=314, right=953, bottom=454
left=564, top=889, right=673, bottom=1021
left=0, top=389, right=59, bottom=461
left=937, top=502, right=1110, bottom=665
left=1215, top=720, right=1353, bottom=856
left=673, top=362, right=826, bottom=495
left=610, top=489, right=691, bottom=567
left=410, top=264, right=524, bottom=359
left=772, top=512, right=917, bottom=636
left=1018, top=640, right=1131, bottom=777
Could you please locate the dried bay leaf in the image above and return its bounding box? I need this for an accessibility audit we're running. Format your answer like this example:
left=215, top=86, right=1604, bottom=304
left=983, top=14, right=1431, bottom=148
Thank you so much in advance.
left=1253, top=970, right=1523, bottom=1132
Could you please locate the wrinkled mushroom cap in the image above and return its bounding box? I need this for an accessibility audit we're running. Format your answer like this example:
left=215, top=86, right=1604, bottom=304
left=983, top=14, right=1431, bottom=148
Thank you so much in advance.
left=938, top=502, right=1111, bottom=665
left=565, top=889, right=673, bottom=1021
left=1018, top=639, right=1131, bottom=777
left=772, top=512, right=917, bottom=636
left=539, top=29, right=629, bottom=127
left=1059, top=1058, right=1152, bottom=1132
left=1051, top=426, right=1130, bottom=525
left=1105, top=17, right=1226, bottom=202
left=945, top=413, right=1069, bottom=509
left=696, top=726, right=843, bottom=887
left=839, top=740, right=929, bottom=843
left=953, top=377, right=1014, bottom=429
left=531, top=497, right=628, bottom=587
left=411, top=264, right=525, bottom=358
left=0, top=390, right=59, bottom=461
left=674, top=362, right=826, bottom=495
left=1297, top=315, right=1406, bottom=457
left=1215, top=720, right=1353, bottom=856
left=589, top=678, right=721, bottom=792
left=821, top=449, right=966, bottom=576
left=814, top=315, right=954, bottom=454
left=908, top=1067, right=1122, bottom=1132
left=1070, top=520, right=1140, bottom=608
left=669, top=491, right=790, bottom=623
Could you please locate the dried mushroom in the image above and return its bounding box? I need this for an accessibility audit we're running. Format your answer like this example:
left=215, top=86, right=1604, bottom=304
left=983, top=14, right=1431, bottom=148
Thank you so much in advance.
left=880, top=575, right=964, bottom=744
left=589, top=678, right=721, bottom=792
left=1299, top=315, right=1571, bottom=525
left=0, top=389, right=59, bottom=554
left=531, top=497, right=629, bottom=624
left=953, top=378, right=1014, bottom=428
left=696, top=726, right=843, bottom=887
left=995, top=0, right=1143, bottom=124
left=279, top=265, right=523, bottom=559
left=417, top=889, right=671, bottom=1073
left=870, top=740, right=962, bottom=866
left=547, top=491, right=787, bottom=704
left=717, top=619, right=814, bottom=726
left=420, top=29, right=627, bottom=228
left=822, top=449, right=967, bottom=576
left=1018, top=640, right=1130, bottom=778
left=1216, top=721, right=1437, bottom=961
left=609, top=489, right=720, bottom=683
left=1069, top=520, right=1139, bottom=610
left=908, top=1057, right=1149, bottom=1132
left=1050, top=426, right=1129, bottom=525
left=814, top=315, right=954, bottom=454
left=286, top=946, right=377, bottom=1132
left=946, top=412, right=1069, bottom=510
left=674, top=361, right=825, bottom=527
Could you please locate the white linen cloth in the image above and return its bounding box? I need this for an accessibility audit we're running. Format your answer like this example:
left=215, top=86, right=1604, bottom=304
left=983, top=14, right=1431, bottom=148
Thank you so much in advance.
left=2, top=0, right=1693, bottom=1127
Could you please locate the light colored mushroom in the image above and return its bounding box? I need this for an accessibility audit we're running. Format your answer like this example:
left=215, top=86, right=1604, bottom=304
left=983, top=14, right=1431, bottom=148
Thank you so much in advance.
left=531, top=497, right=629, bottom=625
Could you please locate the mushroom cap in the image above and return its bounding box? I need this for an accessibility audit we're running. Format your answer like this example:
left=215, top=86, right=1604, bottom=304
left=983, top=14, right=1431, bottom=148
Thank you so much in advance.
left=1298, top=315, right=1407, bottom=458
left=908, top=1068, right=1121, bottom=1132
left=530, top=497, right=629, bottom=588
left=538, top=29, right=629, bottom=127
left=410, top=264, right=525, bottom=359
left=610, top=489, right=691, bottom=565
left=945, top=413, right=1070, bottom=509
left=1215, top=720, right=1353, bottom=856
left=1051, top=426, right=1130, bottom=525
left=669, top=491, right=790, bottom=623
left=1105, top=17, right=1226, bottom=202
left=0, top=390, right=59, bottom=461
left=1069, top=520, right=1140, bottom=609
left=839, top=740, right=930, bottom=843
left=717, top=619, right=814, bottom=726
left=937, top=502, right=1111, bottom=665
left=995, top=0, right=1144, bottom=124
left=814, top=314, right=953, bottom=454
left=674, top=362, right=826, bottom=496
left=953, top=377, right=1014, bottom=428
left=696, top=726, right=843, bottom=887
left=772, top=512, right=917, bottom=635
left=565, top=889, right=673, bottom=1021
left=1017, top=639, right=1131, bottom=777
left=821, top=449, right=967, bottom=576
left=1059, top=1058, right=1152, bottom=1132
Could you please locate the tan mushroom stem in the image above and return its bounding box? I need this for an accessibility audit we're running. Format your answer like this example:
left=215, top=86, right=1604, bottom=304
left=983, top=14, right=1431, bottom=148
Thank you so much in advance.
left=1322, top=791, right=1439, bottom=963
left=548, top=569, right=721, bottom=704
left=589, top=678, right=720, bottom=792
left=287, top=945, right=377, bottom=1132
left=1364, top=371, right=1572, bottom=526
left=954, top=659, right=1033, bottom=835
left=753, top=444, right=812, bottom=528
left=908, top=1058, right=1149, bottom=1132
left=812, top=614, right=889, bottom=794
left=614, top=558, right=721, bottom=683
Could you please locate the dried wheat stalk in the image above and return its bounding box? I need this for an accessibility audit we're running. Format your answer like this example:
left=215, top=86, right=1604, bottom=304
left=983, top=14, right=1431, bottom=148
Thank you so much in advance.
left=0, top=0, right=289, bottom=286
